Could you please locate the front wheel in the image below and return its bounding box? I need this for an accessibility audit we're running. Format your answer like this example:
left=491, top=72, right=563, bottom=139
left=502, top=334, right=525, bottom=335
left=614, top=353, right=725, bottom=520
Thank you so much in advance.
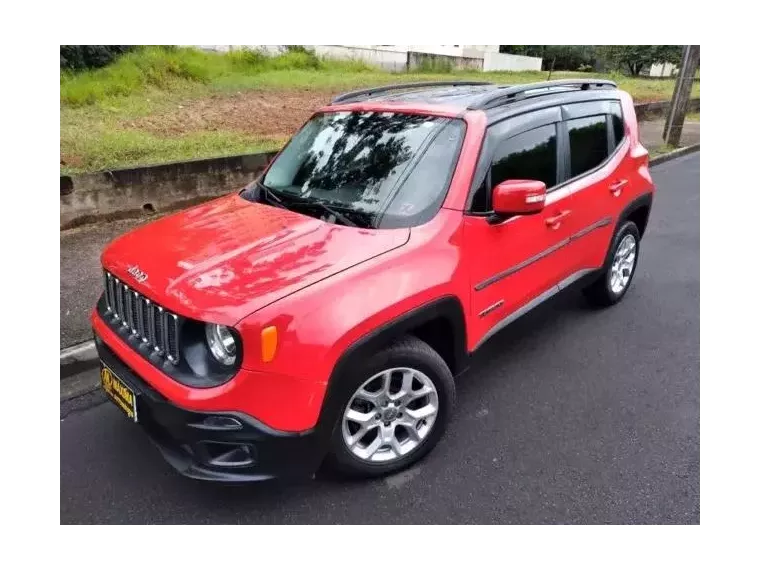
left=327, top=337, right=455, bottom=478
left=583, top=220, right=641, bottom=307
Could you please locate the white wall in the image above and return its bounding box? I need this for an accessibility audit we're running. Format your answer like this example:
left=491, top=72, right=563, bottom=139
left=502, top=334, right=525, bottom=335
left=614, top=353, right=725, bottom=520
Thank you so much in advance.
left=190, top=45, right=542, bottom=72
left=176, top=40, right=499, bottom=57
left=483, top=52, right=543, bottom=72
left=361, top=45, right=488, bottom=58
left=649, top=62, right=678, bottom=77
left=312, top=45, right=408, bottom=71
left=404, top=45, right=499, bottom=58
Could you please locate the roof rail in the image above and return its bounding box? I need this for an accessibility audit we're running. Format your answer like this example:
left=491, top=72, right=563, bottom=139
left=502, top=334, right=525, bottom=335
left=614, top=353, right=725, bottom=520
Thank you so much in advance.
left=467, top=79, right=617, bottom=110
left=331, top=81, right=493, bottom=105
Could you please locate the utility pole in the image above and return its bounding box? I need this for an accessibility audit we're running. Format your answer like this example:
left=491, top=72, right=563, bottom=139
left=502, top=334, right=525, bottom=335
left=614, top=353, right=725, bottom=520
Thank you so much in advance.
left=663, top=45, right=700, bottom=147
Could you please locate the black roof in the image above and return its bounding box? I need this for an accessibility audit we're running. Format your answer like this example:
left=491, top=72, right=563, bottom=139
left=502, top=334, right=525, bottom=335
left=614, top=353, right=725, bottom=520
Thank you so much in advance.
left=330, top=79, right=621, bottom=122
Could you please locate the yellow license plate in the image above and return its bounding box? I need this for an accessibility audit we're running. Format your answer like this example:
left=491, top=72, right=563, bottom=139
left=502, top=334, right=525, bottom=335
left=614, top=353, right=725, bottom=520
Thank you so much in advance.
left=100, top=363, right=138, bottom=422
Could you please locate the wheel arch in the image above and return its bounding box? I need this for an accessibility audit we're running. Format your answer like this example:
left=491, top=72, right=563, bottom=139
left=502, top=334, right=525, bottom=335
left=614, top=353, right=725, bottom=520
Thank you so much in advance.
left=311, top=296, right=467, bottom=449
left=618, top=191, right=653, bottom=238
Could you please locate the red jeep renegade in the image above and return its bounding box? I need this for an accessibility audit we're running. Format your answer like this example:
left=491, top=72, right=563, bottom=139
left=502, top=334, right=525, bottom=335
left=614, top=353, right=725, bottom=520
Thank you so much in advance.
left=92, top=79, right=654, bottom=482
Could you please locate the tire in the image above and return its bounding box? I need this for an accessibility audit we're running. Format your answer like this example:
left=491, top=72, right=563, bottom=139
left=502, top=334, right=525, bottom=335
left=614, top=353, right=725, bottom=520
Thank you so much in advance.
left=583, top=220, right=641, bottom=308
left=327, top=336, right=455, bottom=478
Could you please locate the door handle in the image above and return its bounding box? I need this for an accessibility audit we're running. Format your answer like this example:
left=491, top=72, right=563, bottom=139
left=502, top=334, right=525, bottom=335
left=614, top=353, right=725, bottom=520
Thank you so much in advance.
left=545, top=210, right=571, bottom=229
left=609, top=179, right=628, bottom=196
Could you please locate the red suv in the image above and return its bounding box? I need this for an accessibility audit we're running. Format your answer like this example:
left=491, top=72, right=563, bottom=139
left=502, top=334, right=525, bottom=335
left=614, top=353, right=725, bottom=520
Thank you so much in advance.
left=92, top=79, right=654, bottom=482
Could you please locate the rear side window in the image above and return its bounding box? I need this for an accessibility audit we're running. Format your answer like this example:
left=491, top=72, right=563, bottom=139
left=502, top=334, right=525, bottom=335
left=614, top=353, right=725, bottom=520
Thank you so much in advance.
left=491, top=125, right=558, bottom=190
left=567, top=115, right=609, bottom=177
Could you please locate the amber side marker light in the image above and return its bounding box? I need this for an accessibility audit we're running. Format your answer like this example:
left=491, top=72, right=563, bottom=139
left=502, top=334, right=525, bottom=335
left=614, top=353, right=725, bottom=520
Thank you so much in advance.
left=261, top=326, right=278, bottom=362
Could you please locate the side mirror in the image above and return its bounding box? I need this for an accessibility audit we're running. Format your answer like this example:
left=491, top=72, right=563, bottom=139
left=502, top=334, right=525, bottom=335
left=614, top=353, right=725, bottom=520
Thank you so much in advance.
left=492, top=179, right=546, bottom=217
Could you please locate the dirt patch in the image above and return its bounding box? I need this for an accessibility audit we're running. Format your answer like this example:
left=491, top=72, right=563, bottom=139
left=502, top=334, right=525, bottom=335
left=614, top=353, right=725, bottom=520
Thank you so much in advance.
left=61, top=154, right=85, bottom=169
left=124, top=89, right=336, bottom=138
left=121, top=89, right=684, bottom=140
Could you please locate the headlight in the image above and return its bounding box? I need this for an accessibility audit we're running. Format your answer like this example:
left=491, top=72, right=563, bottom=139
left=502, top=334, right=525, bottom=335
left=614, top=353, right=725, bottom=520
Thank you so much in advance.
left=205, top=324, right=237, bottom=366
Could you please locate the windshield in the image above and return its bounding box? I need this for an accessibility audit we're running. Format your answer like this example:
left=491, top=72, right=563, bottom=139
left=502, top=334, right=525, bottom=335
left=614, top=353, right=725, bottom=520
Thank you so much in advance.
left=259, top=111, right=465, bottom=229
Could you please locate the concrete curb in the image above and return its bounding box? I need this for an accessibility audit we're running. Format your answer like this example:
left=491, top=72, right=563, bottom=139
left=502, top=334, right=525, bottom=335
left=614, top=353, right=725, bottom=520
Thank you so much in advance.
left=650, top=143, right=700, bottom=166
left=60, top=340, right=97, bottom=376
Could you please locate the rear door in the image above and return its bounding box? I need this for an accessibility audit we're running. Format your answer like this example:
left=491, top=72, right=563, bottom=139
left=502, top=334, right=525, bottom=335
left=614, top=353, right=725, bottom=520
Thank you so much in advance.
left=551, top=100, right=630, bottom=279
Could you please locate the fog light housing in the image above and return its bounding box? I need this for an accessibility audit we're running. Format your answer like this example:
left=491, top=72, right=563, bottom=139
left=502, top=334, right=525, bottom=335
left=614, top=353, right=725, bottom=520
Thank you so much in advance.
left=202, top=442, right=256, bottom=467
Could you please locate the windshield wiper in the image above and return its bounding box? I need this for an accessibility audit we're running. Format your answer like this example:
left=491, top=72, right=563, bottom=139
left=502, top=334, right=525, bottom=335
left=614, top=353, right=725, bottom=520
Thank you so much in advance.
left=257, top=181, right=287, bottom=209
left=257, top=182, right=361, bottom=228
left=303, top=201, right=359, bottom=227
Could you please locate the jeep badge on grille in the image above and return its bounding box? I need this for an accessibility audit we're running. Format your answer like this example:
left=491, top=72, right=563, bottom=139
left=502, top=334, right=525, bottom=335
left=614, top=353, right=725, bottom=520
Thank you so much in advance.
left=127, top=265, right=148, bottom=283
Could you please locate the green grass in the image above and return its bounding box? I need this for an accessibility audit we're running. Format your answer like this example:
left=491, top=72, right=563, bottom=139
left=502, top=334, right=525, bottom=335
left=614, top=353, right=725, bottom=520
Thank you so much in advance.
left=61, top=118, right=284, bottom=173
left=686, top=111, right=700, bottom=121
left=61, top=46, right=701, bottom=174
left=60, top=46, right=375, bottom=107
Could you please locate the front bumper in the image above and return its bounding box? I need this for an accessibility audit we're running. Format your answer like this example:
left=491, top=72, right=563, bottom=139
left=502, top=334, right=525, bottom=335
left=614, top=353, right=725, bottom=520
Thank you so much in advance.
left=95, top=336, right=328, bottom=482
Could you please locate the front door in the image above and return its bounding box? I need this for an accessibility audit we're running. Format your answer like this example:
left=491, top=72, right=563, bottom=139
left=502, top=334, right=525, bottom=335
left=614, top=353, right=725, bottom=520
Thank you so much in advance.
left=464, top=123, right=574, bottom=349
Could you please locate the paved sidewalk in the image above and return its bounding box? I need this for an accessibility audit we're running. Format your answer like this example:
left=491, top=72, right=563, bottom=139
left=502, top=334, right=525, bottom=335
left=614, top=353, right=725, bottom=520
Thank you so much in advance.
left=59, top=119, right=700, bottom=351
left=60, top=218, right=151, bottom=348
left=640, top=119, right=700, bottom=149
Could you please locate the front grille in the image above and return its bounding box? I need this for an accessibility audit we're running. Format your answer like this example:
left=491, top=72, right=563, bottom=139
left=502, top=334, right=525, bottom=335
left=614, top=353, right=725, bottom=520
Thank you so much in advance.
left=103, top=270, right=180, bottom=363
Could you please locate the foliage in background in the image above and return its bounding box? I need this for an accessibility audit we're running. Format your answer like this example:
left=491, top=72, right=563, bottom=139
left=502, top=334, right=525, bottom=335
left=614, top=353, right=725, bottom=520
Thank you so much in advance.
left=499, top=45, right=685, bottom=75
left=60, top=45, right=135, bottom=71
left=596, top=45, right=684, bottom=76
left=500, top=45, right=598, bottom=72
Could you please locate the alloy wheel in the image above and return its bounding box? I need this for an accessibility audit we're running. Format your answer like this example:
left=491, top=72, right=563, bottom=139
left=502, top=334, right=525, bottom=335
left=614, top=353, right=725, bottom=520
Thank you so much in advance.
left=341, top=367, right=439, bottom=463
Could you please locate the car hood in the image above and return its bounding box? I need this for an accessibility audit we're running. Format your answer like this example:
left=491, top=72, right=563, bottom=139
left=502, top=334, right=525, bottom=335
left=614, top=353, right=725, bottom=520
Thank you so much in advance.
left=102, top=194, right=410, bottom=325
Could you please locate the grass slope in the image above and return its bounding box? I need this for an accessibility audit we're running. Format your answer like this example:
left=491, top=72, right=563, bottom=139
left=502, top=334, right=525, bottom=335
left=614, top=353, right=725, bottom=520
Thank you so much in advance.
left=61, top=46, right=700, bottom=174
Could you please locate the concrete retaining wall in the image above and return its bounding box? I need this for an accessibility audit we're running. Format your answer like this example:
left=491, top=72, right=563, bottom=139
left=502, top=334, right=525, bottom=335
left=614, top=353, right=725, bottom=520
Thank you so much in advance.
left=634, top=97, right=699, bottom=120
left=61, top=152, right=277, bottom=230
left=60, top=98, right=699, bottom=229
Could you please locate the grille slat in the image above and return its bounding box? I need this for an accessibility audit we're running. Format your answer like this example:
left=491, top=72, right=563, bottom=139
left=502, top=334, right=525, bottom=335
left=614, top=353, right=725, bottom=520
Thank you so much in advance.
left=148, top=302, right=156, bottom=347
left=140, top=298, right=151, bottom=343
left=130, top=291, right=140, bottom=335
left=123, top=285, right=132, bottom=329
left=167, top=313, right=179, bottom=363
left=102, top=270, right=180, bottom=364
left=115, top=278, right=124, bottom=319
left=155, top=306, right=165, bottom=356
left=107, top=274, right=116, bottom=314
left=104, top=273, right=111, bottom=311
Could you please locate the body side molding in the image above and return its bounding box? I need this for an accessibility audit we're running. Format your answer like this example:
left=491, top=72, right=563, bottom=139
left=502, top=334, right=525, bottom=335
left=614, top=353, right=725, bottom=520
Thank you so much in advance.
left=475, top=217, right=612, bottom=292
left=474, top=268, right=598, bottom=352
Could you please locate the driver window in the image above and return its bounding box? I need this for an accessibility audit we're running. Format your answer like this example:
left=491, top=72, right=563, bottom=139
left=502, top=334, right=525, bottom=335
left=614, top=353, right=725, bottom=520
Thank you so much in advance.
left=470, top=124, right=558, bottom=212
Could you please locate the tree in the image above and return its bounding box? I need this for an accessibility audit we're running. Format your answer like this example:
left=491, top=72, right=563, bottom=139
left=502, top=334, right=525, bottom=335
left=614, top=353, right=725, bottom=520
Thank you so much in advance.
left=499, top=45, right=596, bottom=71
left=600, top=45, right=682, bottom=76
left=60, top=46, right=134, bottom=71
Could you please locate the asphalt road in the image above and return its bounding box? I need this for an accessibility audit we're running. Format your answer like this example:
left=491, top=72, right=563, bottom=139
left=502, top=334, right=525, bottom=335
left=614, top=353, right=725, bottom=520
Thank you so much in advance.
left=60, top=153, right=700, bottom=524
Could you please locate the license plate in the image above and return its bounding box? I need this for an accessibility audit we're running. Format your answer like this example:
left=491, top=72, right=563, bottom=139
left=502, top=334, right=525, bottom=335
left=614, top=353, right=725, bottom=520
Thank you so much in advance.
left=100, top=363, right=138, bottom=422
